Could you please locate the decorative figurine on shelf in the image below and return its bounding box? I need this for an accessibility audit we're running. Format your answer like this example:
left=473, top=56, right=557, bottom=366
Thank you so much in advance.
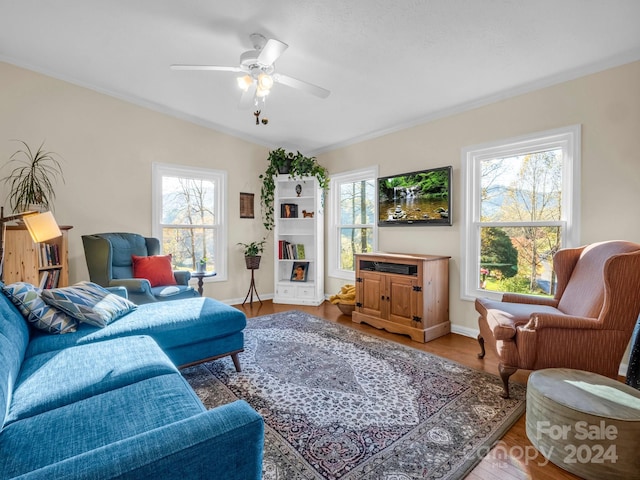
left=295, top=184, right=302, bottom=197
left=302, top=210, right=314, bottom=218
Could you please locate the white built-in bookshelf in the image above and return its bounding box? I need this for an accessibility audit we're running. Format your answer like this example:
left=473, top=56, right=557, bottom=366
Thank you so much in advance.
left=273, top=175, right=324, bottom=306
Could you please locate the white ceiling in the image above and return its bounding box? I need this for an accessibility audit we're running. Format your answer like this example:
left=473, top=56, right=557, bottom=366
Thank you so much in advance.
left=2, top=1, right=640, bottom=154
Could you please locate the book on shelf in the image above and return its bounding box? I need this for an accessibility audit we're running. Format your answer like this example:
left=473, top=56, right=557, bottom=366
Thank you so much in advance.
left=38, top=271, right=49, bottom=289
left=278, top=240, right=307, bottom=260
left=39, top=243, right=60, bottom=267
left=39, top=268, right=61, bottom=289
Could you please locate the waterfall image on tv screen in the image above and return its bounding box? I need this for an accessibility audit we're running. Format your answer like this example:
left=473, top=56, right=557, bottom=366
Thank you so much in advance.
left=378, top=166, right=452, bottom=226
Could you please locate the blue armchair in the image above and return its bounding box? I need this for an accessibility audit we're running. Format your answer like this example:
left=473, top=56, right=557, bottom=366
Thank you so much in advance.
left=82, top=232, right=199, bottom=304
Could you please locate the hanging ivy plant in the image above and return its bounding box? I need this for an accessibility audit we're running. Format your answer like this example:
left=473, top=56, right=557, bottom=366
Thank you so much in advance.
left=259, top=148, right=329, bottom=231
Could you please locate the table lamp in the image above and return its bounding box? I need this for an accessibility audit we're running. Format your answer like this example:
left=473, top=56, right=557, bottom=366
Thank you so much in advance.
left=0, top=206, right=62, bottom=281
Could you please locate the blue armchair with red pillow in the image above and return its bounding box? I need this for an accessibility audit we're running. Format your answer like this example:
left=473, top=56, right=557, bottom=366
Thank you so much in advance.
left=82, top=232, right=199, bottom=304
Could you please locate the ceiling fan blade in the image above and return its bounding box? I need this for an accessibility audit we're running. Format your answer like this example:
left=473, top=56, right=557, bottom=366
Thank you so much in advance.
left=273, top=73, right=330, bottom=99
left=239, top=83, right=257, bottom=109
left=257, top=38, right=288, bottom=66
left=170, top=64, right=242, bottom=72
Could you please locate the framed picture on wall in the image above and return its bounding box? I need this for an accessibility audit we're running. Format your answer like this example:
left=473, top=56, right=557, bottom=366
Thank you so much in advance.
left=240, top=192, right=255, bottom=218
left=291, top=261, right=309, bottom=282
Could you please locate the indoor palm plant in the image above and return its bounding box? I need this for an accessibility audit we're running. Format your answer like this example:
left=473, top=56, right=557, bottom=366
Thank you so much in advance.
left=238, top=238, right=267, bottom=269
left=2, top=140, right=65, bottom=212
left=259, top=149, right=329, bottom=231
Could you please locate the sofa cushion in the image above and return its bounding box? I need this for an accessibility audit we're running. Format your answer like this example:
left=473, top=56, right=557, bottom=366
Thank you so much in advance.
left=102, top=232, right=149, bottom=280
left=132, top=254, right=177, bottom=287
left=26, top=297, right=247, bottom=366
left=0, top=373, right=206, bottom=479
left=40, top=281, right=137, bottom=328
left=475, top=297, right=562, bottom=340
left=6, top=335, right=178, bottom=425
left=0, top=292, right=30, bottom=431
left=1, top=282, right=78, bottom=334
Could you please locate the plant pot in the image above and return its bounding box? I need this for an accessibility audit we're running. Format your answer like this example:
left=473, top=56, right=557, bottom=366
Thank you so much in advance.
left=277, top=159, right=292, bottom=174
left=197, top=263, right=206, bottom=273
left=245, top=255, right=261, bottom=270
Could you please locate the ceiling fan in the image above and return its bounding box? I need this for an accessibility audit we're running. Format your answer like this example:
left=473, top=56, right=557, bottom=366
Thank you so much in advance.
left=170, top=33, right=330, bottom=108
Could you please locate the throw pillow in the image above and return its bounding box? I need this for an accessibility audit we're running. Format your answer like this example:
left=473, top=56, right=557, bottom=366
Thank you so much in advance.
left=131, top=254, right=177, bottom=287
left=2, top=282, right=78, bottom=334
left=40, top=281, right=137, bottom=328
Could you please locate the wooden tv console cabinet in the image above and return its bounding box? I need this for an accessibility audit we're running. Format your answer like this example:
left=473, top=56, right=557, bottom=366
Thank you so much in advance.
left=352, top=252, right=450, bottom=343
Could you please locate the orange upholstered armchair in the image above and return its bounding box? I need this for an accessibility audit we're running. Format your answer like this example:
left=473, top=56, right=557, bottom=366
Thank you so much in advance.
left=475, top=240, right=640, bottom=398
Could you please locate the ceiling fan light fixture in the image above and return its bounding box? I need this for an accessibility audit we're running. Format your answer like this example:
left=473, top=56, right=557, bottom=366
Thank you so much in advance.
left=258, top=72, right=274, bottom=90
left=256, top=86, right=270, bottom=98
left=237, top=75, right=253, bottom=91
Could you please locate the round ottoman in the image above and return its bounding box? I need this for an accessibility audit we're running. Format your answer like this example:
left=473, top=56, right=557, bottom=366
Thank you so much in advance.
left=526, top=368, right=640, bottom=480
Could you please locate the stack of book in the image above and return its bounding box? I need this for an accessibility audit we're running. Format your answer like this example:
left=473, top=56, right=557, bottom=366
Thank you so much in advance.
left=278, top=240, right=306, bottom=260
left=39, top=243, right=61, bottom=267
left=39, top=269, right=61, bottom=289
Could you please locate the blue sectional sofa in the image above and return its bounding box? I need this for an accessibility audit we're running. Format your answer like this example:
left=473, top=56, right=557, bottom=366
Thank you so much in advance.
left=0, top=291, right=264, bottom=479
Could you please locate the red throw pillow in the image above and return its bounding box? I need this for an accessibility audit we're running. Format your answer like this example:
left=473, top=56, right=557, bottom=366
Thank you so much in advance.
left=131, top=254, right=177, bottom=287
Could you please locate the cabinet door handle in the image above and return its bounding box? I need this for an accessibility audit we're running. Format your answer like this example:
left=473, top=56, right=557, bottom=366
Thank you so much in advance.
left=381, top=295, right=385, bottom=300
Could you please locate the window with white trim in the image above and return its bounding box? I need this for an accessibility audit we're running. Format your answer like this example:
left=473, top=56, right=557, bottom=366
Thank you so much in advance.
left=461, top=125, right=580, bottom=300
left=152, top=163, right=227, bottom=281
left=328, top=167, right=378, bottom=279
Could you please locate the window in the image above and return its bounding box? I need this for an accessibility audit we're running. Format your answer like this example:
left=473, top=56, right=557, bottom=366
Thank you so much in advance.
left=328, top=167, right=378, bottom=279
left=461, top=125, right=580, bottom=300
left=152, top=163, right=227, bottom=281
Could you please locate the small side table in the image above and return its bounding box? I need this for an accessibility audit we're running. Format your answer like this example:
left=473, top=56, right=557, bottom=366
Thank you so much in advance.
left=191, top=271, right=216, bottom=296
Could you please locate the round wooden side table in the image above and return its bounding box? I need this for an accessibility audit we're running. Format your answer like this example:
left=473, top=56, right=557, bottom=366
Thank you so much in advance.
left=190, top=271, right=216, bottom=296
left=526, top=368, right=640, bottom=480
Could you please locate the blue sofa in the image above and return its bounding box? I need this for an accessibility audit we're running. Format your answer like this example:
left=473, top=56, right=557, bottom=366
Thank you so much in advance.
left=0, top=292, right=264, bottom=479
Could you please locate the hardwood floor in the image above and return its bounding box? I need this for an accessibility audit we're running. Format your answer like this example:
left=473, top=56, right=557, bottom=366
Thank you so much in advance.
left=234, top=299, right=583, bottom=480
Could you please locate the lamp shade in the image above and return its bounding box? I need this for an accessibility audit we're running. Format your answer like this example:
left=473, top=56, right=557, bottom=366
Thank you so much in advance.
left=236, top=75, right=253, bottom=91
left=23, top=211, right=62, bottom=243
left=258, top=73, right=273, bottom=90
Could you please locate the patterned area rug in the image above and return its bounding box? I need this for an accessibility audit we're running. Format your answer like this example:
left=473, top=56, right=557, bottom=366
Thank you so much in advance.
left=181, top=311, right=526, bottom=479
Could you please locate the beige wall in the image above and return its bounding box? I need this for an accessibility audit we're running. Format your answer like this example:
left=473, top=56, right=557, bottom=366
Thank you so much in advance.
left=0, top=62, right=271, bottom=302
left=318, top=60, right=640, bottom=334
left=2, top=60, right=639, bottom=334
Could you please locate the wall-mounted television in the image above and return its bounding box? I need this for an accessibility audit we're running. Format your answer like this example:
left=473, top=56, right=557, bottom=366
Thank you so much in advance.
left=378, top=165, right=452, bottom=226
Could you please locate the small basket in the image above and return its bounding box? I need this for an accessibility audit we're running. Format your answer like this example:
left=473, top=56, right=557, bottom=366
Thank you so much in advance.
left=245, top=255, right=261, bottom=270
left=336, top=303, right=355, bottom=316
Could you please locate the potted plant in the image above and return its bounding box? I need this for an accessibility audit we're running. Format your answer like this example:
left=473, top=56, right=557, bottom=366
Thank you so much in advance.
left=2, top=140, right=65, bottom=213
left=197, top=257, right=207, bottom=273
left=259, top=149, right=329, bottom=231
left=237, top=238, right=267, bottom=269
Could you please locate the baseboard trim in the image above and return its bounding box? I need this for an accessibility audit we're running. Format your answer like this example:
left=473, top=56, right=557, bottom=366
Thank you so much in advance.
left=451, top=324, right=479, bottom=339
left=224, top=293, right=275, bottom=306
